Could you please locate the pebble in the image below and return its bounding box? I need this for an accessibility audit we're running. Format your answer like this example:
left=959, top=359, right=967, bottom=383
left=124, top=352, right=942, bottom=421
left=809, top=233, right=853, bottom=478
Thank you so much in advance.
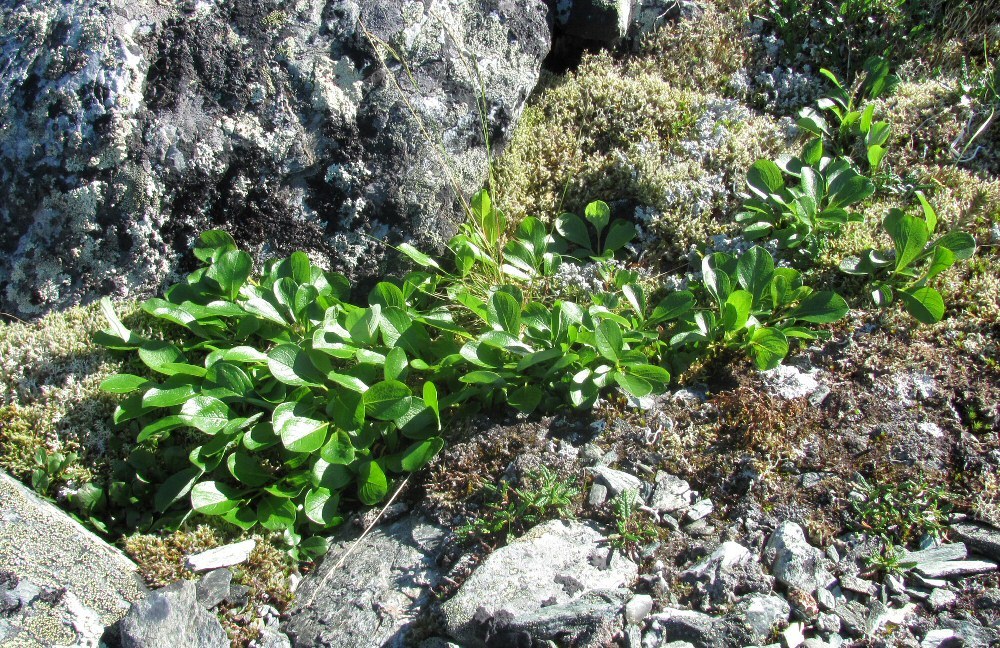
left=838, top=575, right=877, bottom=597
left=685, top=499, right=714, bottom=522
left=782, top=621, right=805, bottom=647
left=816, top=588, right=836, bottom=611
left=185, top=539, right=256, bottom=572
left=588, top=483, right=609, bottom=507
left=816, top=612, right=840, bottom=635
left=914, top=559, right=997, bottom=579
left=625, top=594, right=653, bottom=625
left=926, top=588, right=956, bottom=611
left=920, top=628, right=958, bottom=648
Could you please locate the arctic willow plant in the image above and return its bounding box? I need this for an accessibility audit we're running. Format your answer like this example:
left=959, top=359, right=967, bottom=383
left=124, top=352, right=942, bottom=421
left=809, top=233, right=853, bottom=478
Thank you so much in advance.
left=97, top=192, right=846, bottom=548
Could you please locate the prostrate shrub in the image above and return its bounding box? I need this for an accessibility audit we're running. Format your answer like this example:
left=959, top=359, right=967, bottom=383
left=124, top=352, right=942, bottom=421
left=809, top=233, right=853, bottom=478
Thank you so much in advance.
left=96, top=193, right=847, bottom=552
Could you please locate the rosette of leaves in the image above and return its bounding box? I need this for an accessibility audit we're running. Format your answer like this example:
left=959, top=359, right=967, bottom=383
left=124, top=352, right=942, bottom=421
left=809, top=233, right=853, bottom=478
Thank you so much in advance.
left=737, top=154, right=875, bottom=258
left=670, top=246, right=849, bottom=370
left=796, top=56, right=899, bottom=171
left=555, top=200, right=637, bottom=262
left=839, top=194, right=977, bottom=324
left=97, top=232, right=450, bottom=558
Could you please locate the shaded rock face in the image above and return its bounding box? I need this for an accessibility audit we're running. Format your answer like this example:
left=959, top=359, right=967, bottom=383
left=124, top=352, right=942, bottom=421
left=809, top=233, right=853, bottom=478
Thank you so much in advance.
left=0, top=0, right=551, bottom=317
left=118, top=580, right=228, bottom=648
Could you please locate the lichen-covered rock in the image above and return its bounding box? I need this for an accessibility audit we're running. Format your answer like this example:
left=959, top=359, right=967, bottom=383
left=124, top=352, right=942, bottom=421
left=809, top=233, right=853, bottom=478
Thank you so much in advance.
left=0, top=0, right=550, bottom=318
left=284, top=514, right=446, bottom=647
left=440, top=519, right=637, bottom=647
left=0, top=471, right=145, bottom=647
left=763, top=521, right=833, bottom=594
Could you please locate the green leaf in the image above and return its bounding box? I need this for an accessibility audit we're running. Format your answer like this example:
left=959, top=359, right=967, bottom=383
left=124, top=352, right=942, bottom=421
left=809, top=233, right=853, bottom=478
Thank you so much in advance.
left=649, top=291, right=695, bottom=324
left=603, top=220, right=636, bottom=252
left=363, top=380, right=412, bottom=420
left=99, top=297, right=134, bottom=342
left=899, top=287, right=945, bottom=324
left=508, top=385, right=543, bottom=412
left=555, top=213, right=593, bottom=250
left=137, top=415, right=185, bottom=442
left=400, top=437, right=444, bottom=472
left=595, top=319, right=624, bottom=362
left=787, top=291, right=849, bottom=323
left=142, top=384, right=198, bottom=408
left=179, top=396, right=231, bottom=434
left=215, top=346, right=268, bottom=364
left=243, top=297, right=288, bottom=326
left=258, top=496, right=297, bottom=531
left=191, top=481, right=241, bottom=516
left=884, top=209, right=929, bottom=272
left=227, top=451, right=272, bottom=487
left=746, top=159, right=785, bottom=198
left=221, top=506, right=258, bottom=531
left=584, top=200, right=611, bottom=235
left=267, top=344, right=324, bottom=387
left=736, top=246, right=775, bottom=306
left=154, top=468, right=202, bottom=513
left=194, top=230, right=236, bottom=262
left=208, top=249, right=252, bottom=300
left=313, top=459, right=353, bottom=490
left=702, top=255, right=732, bottom=308
left=370, top=282, right=406, bottom=310
left=299, top=536, right=331, bottom=560
left=138, top=341, right=185, bottom=374
left=397, top=242, right=442, bottom=270
left=290, top=251, right=312, bottom=284
left=613, top=371, right=653, bottom=398
left=867, top=145, right=886, bottom=171
left=357, top=460, right=388, bottom=506
left=273, top=402, right=328, bottom=453
left=320, top=430, right=356, bottom=465
left=935, top=231, right=976, bottom=260
left=924, top=246, right=956, bottom=281
left=460, top=371, right=505, bottom=385
left=828, top=175, right=875, bottom=208
left=488, top=292, right=521, bottom=334
left=747, top=327, right=789, bottom=371
left=423, top=382, right=441, bottom=429
left=304, top=487, right=341, bottom=526
left=723, top=290, right=753, bottom=331
left=99, top=374, right=150, bottom=394
left=626, top=364, right=671, bottom=387
left=802, top=137, right=823, bottom=166
left=914, top=191, right=937, bottom=234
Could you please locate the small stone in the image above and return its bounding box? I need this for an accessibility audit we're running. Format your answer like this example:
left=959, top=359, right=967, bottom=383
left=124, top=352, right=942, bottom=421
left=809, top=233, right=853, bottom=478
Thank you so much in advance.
left=838, top=575, right=876, bottom=597
left=685, top=499, right=714, bottom=522
left=782, top=621, right=805, bottom=648
left=740, top=594, right=790, bottom=641
left=185, top=540, right=256, bottom=572
left=816, top=588, right=835, bottom=611
left=911, top=573, right=948, bottom=589
left=900, top=543, right=966, bottom=565
left=914, top=559, right=997, bottom=579
left=225, top=583, right=250, bottom=607
left=660, top=513, right=680, bottom=531
left=816, top=612, right=840, bottom=635
left=926, top=588, right=956, bottom=611
left=586, top=466, right=643, bottom=499
left=195, top=569, right=232, bottom=610
left=650, top=471, right=692, bottom=513
left=624, top=594, right=653, bottom=625
left=825, top=546, right=840, bottom=563
left=885, top=574, right=905, bottom=595
left=920, top=628, right=959, bottom=648
left=589, top=483, right=609, bottom=507
left=119, top=580, right=228, bottom=647
left=764, top=522, right=833, bottom=593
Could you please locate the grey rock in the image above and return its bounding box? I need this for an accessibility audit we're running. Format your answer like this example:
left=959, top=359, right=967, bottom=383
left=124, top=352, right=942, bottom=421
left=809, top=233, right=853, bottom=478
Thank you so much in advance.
left=681, top=541, right=757, bottom=606
left=489, top=588, right=630, bottom=648
left=643, top=608, right=745, bottom=648
left=900, top=543, right=967, bottom=565
left=685, top=499, right=714, bottom=522
left=119, top=580, right=228, bottom=648
left=950, top=521, right=1000, bottom=561
left=764, top=522, right=832, bottom=593
left=440, top=520, right=637, bottom=647
left=914, top=559, right=997, bottom=579
left=920, top=629, right=960, bottom=648
left=625, top=594, right=654, bottom=625
left=816, top=612, right=840, bottom=635
left=940, top=618, right=1000, bottom=646
left=195, top=569, right=232, bottom=610
left=926, top=588, right=956, bottom=611
left=783, top=621, right=806, bottom=647
left=737, top=594, right=790, bottom=642
left=285, top=514, right=445, bottom=647
left=815, top=588, right=836, bottom=611
left=0, top=471, right=145, bottom=647
left=832, top=601, right=867, bottom=637
left=649, top=471, right=692, bottom=513
left=186, top=540, right=256, bottom=572
left=557, top=0, right=633, bottom=41
left=252, top=627, right=293, bottom=648
left=586, top=466, right=643, bottom=500
left=760, top=364, right=821, bottom=400
left=837, top=575, right=876, bottom=597
left=589, top=483, right=609, bottom=507
left=0, top=0, right=550, bottom=318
